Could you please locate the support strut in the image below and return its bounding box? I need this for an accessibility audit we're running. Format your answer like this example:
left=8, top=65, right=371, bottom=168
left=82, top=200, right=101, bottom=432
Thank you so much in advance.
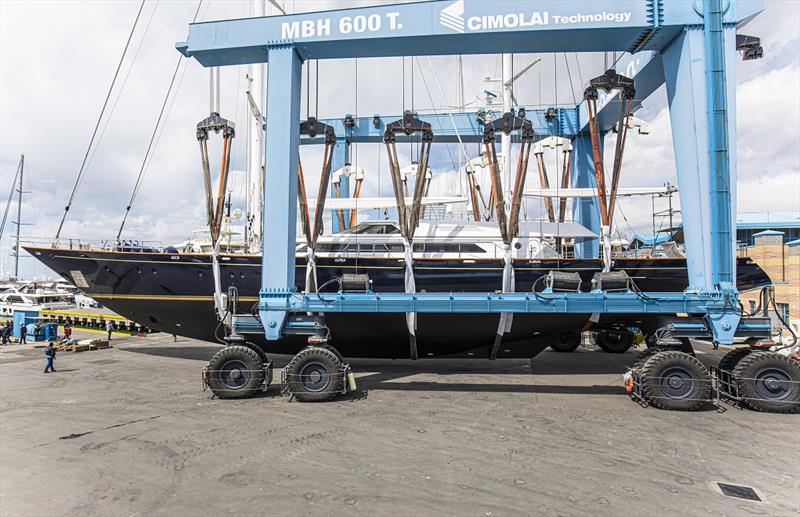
left=196, top=112, right=236, bottom=321
left=583, top=69, right=636, bottom=270
left=481, top=112, right=535, bottom=359
left=383, top=111, right=434, bottom=360
left=297, top=117, right=336, bottom=293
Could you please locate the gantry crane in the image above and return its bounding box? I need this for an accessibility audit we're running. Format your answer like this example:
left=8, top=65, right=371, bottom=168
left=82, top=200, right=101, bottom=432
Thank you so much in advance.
left=178, top=0, right=798, bottom=412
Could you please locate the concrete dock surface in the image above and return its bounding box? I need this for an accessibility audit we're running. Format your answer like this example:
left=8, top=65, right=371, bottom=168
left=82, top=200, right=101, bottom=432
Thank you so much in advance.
left=1, top=332, right=798, bottom=516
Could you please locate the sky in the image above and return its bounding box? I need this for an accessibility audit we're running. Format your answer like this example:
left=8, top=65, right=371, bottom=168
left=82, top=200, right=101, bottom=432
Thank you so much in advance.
left=1, top=0, right=799, bottom=279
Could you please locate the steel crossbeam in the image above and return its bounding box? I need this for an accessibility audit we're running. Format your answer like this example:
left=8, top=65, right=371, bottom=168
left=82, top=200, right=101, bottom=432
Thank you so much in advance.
left=258, top=290, right=739, bottom=316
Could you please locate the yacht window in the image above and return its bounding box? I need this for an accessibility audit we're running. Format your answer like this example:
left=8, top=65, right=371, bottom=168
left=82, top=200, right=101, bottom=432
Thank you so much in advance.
left=361, top=224, right=399, bottom=235
left=378, top=242, right=486, bottom=253
left=427, top=243, right=486, bottom=253
left=459, top=243, right=485, bottom=253
left=6, top=296, right=25, bottom=303
left=340, top=223, right=400, bottom=235
left=317, top=243, right=350, bottom=252
left=415, top=242, right=482, bottom=253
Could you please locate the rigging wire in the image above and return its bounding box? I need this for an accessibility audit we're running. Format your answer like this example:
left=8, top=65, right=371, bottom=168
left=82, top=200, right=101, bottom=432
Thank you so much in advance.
left=54, top=0, right=146, bottom=241
left=572, top=53, right=584, bottom=89
left=563, top=52, right=578, bottom=106
left=0, top=158, right=22, bottom=241
left=422, top=56, right=472, bottom=198
left=115, top=0, right=204, bottom=242
left=84, top=1, right=159, bottom=176
left=414, top=58, right=458, bottom=175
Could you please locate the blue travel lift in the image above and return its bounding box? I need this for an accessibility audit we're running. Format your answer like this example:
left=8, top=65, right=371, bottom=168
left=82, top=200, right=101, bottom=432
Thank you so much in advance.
left=181, top=0, right=799, bottom=411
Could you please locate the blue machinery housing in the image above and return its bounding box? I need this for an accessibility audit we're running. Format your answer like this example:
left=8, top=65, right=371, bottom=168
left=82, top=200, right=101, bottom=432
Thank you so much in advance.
left=177, top=0, right=766, bottom=345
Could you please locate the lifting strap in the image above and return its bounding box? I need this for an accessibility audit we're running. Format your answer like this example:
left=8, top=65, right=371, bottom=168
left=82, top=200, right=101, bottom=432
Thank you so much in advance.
left=482, top=112, right=535, bottom=359
left=584, top=69, right=636, bottom=270
left=557, top=139, right=573, bottom=253
left=465, top=167, right=481, bottom=221
left=331, top=165, right=365, bottom=230
left=349, top=170, right=364, bottom=228
left=297, top=117, right=336, bottom=293
left=533, top=136, right=573, bottom=251
left=196, top=112, right=236, bottom=321
left=533, top=145, right=556, bottom=223
left=331, top=171, right=347, bottom=231
left=383, top=111, right=434, bottom=360
left=557, top=142, right=573, bottom=224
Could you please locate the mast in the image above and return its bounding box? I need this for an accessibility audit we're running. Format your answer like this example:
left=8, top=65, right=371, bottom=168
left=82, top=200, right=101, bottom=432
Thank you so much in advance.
left=457, top=55, right=464, bottom=112
left=14, top=154, right=24, bottom=278
left=247, top=0, right=266, bottom=252
left=501, top=53, right=512, bottom=205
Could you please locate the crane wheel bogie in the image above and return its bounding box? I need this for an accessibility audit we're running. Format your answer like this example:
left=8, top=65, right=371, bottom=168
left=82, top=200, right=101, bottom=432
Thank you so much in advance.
left=549, top=331, right=582, bottom=353
left=205, top=345, right=267, bottom=399
left=732, top=352, right=800, bottom=414
left=594, top=330, right=634, bottom=353
left=285, top=346, right=345, bottom=402
left=639, top=351, right=711, bottom=411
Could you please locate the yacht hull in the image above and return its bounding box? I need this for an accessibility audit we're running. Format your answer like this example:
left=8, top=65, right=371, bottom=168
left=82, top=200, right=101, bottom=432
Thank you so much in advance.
left=25, top=247, right=771, bottom=358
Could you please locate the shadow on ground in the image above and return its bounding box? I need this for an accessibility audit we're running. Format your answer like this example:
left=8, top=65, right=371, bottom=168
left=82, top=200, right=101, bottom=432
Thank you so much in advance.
left=120, top=342, right=638, bottom=396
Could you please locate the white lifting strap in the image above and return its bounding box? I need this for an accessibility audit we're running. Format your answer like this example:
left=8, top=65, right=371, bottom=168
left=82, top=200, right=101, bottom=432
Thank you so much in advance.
left=403, top=237, right=417, bottom=349
left=305, top=247, right=318, bottom=294
left=499, top=245, right=515, bottom=332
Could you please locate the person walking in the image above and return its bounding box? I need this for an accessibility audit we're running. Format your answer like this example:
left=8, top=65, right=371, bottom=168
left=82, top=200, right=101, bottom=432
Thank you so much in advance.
left=1, top=323, right=10, bottom=345
left=44, top=342, right=56, bottom=373
left=63, top=323, right=72, bottom=340
left=106, top=320, right=115, bottom=341
left=20, top=324, right=27, bottom=344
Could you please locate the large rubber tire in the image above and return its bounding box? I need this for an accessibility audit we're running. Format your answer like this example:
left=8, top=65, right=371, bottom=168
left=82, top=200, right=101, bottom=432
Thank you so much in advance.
left=285, top=346, right=343, bottom=402
left=550, top=331, right=581, bottom=353
left=640, top=351, right=711, bottom=411
left=732, top=352, right=800, bottom=414
left=631, top=347, right=663, bottom=371
left=207, top=345, right=266, bottom=399
left=241, top=341, right=269, bottom=365
left=594, top=330, right=634, bottom=353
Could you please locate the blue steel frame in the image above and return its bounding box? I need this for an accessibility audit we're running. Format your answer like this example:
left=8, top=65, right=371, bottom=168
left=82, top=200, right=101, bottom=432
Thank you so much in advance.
left=176, top=0, right=763, bottom=344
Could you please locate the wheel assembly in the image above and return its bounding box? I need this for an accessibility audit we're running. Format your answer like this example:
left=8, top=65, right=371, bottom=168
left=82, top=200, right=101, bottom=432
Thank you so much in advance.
left=205, top=345, right=267, bottom=399
left=639, top=351, right=711, bottom=411
left=284, top=346, right=345, bottom=402
left=716, top=347, right=752, bottom=395
left=594, top=330, right=634, bottom=353
left=732, top=352, right=800, bottom=414
left=550, top=331, right=581, bottom=353
left=631, top=347, right=663, bottom=371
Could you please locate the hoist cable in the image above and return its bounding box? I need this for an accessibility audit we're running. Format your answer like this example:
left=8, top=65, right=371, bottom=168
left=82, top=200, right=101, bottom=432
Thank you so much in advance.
left=115, top=0, right=204, bottom=243
left=305, top=58, right=310, bottom=118
left=54, top=0, right=146, bottom=241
